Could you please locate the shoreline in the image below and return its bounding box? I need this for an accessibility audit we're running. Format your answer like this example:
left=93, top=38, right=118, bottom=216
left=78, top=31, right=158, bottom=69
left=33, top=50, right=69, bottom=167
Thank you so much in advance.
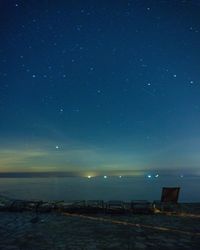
left=1, top=195, right=200, bottom=249
left=0, top=209, right=200, bottom=249
left=1, top=194, right=200, bottom=214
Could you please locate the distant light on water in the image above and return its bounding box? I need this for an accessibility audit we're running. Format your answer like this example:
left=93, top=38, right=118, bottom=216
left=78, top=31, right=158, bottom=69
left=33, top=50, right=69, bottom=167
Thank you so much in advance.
left=104, top=175, right=107, bottom=179
left=87, top=175, right=91, bottom=179
left=119, top=176, right=122, bottom=178
left=147, top=175, right=152, bottom=178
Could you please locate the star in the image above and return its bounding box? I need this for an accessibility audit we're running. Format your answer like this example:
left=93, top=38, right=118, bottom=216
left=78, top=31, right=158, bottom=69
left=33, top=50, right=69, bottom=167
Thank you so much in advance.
left=1, top=0, right=199, bottom=189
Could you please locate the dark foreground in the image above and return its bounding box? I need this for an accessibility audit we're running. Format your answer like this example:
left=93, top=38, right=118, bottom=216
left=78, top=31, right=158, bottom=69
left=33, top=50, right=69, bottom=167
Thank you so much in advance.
left=0, top=210, right=200, bottom=250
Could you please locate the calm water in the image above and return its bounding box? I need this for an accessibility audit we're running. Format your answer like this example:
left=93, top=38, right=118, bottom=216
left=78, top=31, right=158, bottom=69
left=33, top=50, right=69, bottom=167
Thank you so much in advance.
left=0, top=176, right=199, bottom=202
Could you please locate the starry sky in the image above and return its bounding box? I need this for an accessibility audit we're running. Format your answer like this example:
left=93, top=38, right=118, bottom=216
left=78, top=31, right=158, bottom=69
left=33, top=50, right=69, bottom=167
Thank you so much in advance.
left=0, top=0, right=200, bottom=177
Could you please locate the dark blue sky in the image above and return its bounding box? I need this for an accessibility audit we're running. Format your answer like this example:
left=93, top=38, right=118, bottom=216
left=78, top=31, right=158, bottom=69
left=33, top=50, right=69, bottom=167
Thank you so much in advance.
left=0, top=0, right=200, bottom=176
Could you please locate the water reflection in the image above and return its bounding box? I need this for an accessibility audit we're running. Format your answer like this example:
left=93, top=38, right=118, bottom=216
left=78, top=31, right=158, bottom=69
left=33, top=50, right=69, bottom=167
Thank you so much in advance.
left=0, top=176, right=199, bottom=202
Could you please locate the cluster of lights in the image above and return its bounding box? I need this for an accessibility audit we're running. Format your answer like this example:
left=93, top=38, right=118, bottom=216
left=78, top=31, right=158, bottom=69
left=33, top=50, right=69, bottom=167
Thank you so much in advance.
left=147, top=174, right=185, bottom=178
left=87, top=175, right=108, bottom=179
left=147, top=174, right=159, bottom=178
left=87, top=175, right=123, bottom=179
left=86, top=174, right=185, bottom=179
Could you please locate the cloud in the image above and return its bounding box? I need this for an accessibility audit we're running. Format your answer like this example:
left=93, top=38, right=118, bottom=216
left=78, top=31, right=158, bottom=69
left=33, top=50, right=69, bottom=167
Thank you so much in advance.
left=0, top=138, right=148, bottom=173
left=0, top=148, right=48, bottom=172
left=0, top=136, right=200, bottom=176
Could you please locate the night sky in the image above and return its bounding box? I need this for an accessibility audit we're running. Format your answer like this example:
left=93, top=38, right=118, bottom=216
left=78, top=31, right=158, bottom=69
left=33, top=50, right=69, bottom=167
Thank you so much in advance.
left=0, top=0, right=200, bottom=177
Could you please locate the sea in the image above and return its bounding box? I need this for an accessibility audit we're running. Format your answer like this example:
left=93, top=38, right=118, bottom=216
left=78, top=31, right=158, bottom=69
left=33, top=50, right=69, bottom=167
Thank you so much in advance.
left=0, top=176, right=199, bottom=202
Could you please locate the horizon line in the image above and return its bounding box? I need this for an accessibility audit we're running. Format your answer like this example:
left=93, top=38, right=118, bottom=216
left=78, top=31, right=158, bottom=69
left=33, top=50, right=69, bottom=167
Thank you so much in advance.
left=0, top=170, right=199, bottom=178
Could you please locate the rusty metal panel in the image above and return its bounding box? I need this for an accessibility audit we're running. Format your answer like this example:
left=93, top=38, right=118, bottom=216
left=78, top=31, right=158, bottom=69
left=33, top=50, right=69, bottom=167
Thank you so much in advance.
left=161, top=187, right=180, bottom=203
